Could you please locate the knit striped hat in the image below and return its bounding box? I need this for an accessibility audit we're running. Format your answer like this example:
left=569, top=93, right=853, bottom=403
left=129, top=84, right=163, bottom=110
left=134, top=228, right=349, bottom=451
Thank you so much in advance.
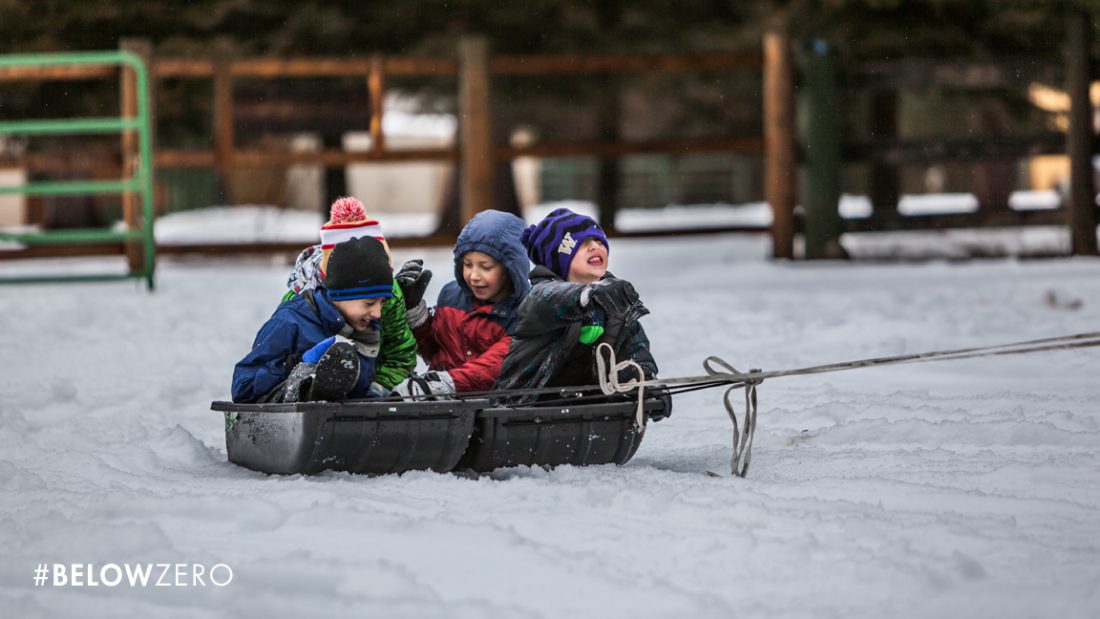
left=521, top=208, right=608, bottom=279
left=319, top=197, right=390, bottom=276
left=324, top=236, right=394, bottom=301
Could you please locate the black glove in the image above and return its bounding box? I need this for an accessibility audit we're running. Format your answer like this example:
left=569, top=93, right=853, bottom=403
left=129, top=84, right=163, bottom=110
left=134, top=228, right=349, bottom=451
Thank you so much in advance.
left=584, top=278, right=640, bottom=318
left=395, top=259, right=432, bottom=309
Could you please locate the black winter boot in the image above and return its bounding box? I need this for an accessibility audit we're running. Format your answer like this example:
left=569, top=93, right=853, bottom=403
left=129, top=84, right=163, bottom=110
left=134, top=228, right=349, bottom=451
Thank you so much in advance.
left=280, top=362, right=317, bottom=403
left=309, top=342, right=360, bottom=401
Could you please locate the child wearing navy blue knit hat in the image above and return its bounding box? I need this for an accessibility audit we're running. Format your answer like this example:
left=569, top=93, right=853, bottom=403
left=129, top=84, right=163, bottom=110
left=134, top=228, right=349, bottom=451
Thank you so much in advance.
left=494, top=208, right=668, bottom=419
left=232, top=236, right=393, bottom=403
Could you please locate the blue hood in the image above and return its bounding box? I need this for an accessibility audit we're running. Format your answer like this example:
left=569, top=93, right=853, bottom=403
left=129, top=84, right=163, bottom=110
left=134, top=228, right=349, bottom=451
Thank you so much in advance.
left=453, top=210, right=531, bottom=303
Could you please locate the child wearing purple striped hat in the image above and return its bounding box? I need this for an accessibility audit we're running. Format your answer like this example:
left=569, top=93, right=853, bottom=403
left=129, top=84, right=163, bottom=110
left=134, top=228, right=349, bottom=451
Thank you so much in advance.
left=493, top=208, right=668, bottom=419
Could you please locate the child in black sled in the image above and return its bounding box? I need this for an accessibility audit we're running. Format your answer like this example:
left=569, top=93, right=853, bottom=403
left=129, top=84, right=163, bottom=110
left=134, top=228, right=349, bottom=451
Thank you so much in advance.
left=493, top=208, right=670, bottom=419
left=232, top=236, right=393, bottom=403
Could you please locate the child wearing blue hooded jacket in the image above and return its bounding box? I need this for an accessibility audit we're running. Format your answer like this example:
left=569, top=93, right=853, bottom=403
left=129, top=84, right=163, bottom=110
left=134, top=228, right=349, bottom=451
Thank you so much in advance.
left=391, top=210, right=531, bottom=396
left=232, top=236, right=393, bottom=403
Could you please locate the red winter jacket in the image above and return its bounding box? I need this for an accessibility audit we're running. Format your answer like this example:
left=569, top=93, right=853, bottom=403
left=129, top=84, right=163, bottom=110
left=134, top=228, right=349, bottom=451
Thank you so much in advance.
left=413, top=295, right=519, bottom=391
left=411, top=210, right=531, bottom=392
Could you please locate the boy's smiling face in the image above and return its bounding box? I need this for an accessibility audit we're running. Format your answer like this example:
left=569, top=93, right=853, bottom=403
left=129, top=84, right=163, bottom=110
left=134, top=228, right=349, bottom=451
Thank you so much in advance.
left=567, top=237, right=608, bottom=284
left=462, top=251, right=512, bottom=303
left=332, top=297, right=385, bottom=331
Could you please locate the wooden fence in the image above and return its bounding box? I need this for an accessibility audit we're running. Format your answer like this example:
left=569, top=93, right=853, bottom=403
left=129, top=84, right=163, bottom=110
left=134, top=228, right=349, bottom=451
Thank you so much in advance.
left=0, top=39, right=765, bottom=259
left=764, top=11, right=1100, bottom=258
left=2, top=22, right=1099, bottom=261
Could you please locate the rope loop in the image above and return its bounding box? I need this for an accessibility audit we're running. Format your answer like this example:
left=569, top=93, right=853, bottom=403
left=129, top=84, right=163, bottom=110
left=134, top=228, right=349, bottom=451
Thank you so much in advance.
left=596, top=342, right=648, bottom=434
left=702, top=356, right=760, bottom=477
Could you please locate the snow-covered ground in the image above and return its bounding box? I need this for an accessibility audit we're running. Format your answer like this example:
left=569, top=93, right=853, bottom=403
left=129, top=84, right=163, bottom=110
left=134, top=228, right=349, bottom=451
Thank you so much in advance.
left=2, top=230, right=1099, bottom=618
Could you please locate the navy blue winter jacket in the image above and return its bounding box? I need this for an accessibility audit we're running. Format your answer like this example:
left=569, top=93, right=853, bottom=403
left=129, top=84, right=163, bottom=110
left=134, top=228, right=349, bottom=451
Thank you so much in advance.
left=231, top=289, right=378, bottom=403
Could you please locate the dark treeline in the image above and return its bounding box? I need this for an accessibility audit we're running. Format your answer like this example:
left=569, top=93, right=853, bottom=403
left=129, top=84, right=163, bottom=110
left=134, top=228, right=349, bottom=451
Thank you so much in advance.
left=0, top=0, right=1090, bottom=214
left=0, top=1, right=1093, bottom=59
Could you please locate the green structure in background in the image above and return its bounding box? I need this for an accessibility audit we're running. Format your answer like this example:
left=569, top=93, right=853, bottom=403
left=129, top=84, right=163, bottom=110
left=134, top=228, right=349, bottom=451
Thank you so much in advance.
left=0, top=51, right=156, bottom=289
left=797, top=40, right=847, bottom=260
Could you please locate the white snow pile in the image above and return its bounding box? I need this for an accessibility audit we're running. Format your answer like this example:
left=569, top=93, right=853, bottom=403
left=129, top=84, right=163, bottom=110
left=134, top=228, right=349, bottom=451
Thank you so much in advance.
left=145, top=191, right=1076, bottom=260
left=1, top=232, right=1099, bottom=618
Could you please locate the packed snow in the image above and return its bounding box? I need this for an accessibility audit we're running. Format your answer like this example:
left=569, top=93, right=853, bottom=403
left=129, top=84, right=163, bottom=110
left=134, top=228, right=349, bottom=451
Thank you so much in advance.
left=2, top=224, right=1099, bottom=618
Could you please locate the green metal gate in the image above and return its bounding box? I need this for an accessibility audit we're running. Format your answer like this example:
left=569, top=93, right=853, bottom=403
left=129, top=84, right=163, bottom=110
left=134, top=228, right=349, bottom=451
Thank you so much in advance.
left=0, top=51, right=156, bottom=289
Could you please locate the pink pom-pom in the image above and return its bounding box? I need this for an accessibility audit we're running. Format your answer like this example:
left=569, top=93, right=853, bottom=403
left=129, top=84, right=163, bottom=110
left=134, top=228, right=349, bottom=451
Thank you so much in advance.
left=329, top=197, right=366, bottom=224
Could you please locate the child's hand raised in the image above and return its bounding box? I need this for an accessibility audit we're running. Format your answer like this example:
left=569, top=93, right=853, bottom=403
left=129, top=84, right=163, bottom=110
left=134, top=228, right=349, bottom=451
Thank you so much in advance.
left=395, top=259, right=433, bottom=308
left=581, top=278, right=642, bottom=318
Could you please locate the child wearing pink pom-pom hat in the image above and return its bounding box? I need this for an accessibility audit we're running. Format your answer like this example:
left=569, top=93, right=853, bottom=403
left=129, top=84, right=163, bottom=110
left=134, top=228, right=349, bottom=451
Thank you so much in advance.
left=282, top=197, right=417, bottom=395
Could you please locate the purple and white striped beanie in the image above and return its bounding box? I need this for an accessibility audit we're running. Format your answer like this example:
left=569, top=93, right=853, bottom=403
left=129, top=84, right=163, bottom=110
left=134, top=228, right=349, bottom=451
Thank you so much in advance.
left=520, top=208, right=609, bottom=280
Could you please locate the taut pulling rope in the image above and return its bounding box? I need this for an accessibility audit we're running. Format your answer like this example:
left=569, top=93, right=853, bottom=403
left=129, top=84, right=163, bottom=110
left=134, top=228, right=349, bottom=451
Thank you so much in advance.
left=594, top=331, right=1100, bottom=478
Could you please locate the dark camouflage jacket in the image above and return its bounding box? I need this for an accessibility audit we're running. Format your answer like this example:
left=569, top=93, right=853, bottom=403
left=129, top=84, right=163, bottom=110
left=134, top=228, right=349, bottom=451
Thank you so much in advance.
left=493, top=266, right=657, bottom=402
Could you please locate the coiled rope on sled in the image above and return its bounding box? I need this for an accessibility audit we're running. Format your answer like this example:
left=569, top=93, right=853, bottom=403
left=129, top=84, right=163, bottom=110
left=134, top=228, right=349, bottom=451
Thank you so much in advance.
left=592, top=331, right=1100, bottom=479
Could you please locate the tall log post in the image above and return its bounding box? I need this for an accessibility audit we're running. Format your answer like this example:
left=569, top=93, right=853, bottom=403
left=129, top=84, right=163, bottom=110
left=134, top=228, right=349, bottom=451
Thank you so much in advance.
left=1066, top=10, right=1099, bottom=255
left=764, top=32, right=797, bottom=259
left=459, top=37, right=493, bottom=226
left=120, top=38, right=154, bottom=273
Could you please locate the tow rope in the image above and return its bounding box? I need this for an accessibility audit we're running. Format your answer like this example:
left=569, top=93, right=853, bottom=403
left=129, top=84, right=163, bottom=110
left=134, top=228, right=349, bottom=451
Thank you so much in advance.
left=390, top=331, right=1100, bottom=479
left=593, top=331, right=1100, bottom=478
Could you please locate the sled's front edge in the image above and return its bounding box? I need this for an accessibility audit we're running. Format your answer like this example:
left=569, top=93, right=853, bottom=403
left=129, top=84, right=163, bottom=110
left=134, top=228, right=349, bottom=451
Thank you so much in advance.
left=210, top=400, right=484, bottom=475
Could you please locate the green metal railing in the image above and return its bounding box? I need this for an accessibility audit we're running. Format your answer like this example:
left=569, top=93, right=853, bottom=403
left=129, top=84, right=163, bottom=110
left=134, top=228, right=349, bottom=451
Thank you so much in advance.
left=0, top=51, right=156, bottom=289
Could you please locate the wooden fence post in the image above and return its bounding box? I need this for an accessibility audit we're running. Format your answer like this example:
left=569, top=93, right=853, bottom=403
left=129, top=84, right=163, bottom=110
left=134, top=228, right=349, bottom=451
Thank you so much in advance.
left=459, top=37, right=493, bottom=225
left=1066, top=10, right=1099, bottom=256
left=369, top=54, right=385, bottom=156
left=868, top=89, right=899, bottom=216
left=120, top=38, right=154, bottom=272
left=213, top=57, right=234, bottom=205
left=798, top=40, right=846, bottom=259
left=595, top=77, right=622, bottom=233
left=764, top=32, right=796, bottom=259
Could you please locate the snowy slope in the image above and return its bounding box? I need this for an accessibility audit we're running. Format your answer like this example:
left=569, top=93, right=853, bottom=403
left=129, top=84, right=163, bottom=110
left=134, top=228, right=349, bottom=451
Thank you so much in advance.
left=1, top=233, right=1099, bottom=618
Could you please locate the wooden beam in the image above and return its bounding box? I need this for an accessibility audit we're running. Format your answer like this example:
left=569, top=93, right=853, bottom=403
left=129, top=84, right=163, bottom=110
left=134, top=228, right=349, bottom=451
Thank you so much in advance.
left=382, top=57, right=457, bottom=76
left=0, top=244, right=125, bottom=260
left=868, top=90, right=899, bottom=215
left=151, top=53, right=760, bottom=79
left=369, top=54, right=386, bottom=156
left=494, top=136, right=763, bottom=159
left=154, top=137, right=759, bottom=170
left=231, top=148, right=457, bottom=166
left=490, top=52, right=761, bottom=75
left=1066, top=10, right=1099, bottom=255
left=459, top=37, right=494, bottom=226
left=844, top=134, right=1066, bottom=165
left=120, top=38, right=153, bottom=272
left=764, top=32, right=797, bottom=260
left=855, top=58, right=1062, bottom=91
left=154, top=57, right=459, bottom=78
left=156, top=150, right=216, bottom=168
left=152, top=59, right=215, bottom=78
left=0, top=65, right=115, bottom=81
